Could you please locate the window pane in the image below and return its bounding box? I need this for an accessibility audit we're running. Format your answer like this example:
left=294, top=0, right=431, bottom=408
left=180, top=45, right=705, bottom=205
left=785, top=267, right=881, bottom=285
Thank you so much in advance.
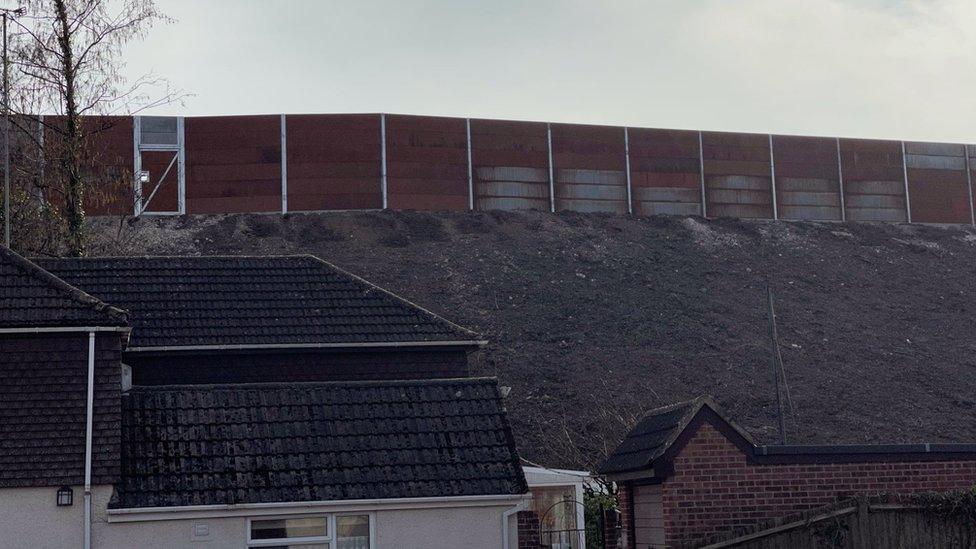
left=337, top=515, right=370, bottom=549
left=251, top=517, right=328, bottom=540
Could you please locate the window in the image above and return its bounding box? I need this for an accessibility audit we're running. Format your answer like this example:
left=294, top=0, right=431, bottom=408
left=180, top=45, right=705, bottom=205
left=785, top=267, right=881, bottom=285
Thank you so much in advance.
left=247, top=515, right=372, bottom=549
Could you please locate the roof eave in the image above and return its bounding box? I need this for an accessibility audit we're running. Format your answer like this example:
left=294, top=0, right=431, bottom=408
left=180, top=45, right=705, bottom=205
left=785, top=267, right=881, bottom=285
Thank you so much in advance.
left=125, top=339, right=488, bottom=353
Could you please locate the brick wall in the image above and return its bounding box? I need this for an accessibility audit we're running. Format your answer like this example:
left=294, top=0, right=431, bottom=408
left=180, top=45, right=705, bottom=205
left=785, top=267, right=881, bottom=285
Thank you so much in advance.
left=661, top=421, right=976, bottom=545
left=617, top=484, right=631, bottom=548
left=517, top=509, right=541, bottom=548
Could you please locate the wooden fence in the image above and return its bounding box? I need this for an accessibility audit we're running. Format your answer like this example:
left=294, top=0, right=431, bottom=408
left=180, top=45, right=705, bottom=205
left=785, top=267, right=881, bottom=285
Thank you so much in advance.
left=687, top=501, right=976, bottom=549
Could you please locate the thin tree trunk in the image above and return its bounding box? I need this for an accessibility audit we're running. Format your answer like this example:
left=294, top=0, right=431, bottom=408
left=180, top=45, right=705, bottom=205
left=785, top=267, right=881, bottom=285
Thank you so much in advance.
left=54, top=0, right=85, bottom=256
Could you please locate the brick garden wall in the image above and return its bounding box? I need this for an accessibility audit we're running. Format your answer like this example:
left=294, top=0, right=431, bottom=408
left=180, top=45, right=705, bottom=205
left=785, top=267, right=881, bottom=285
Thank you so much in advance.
left=660, top=421, right=976, bottom=545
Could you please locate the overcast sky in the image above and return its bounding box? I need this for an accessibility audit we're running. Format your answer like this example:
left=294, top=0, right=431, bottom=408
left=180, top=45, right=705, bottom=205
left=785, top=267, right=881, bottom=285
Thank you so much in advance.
left=124, top=0, right=976, bottom=142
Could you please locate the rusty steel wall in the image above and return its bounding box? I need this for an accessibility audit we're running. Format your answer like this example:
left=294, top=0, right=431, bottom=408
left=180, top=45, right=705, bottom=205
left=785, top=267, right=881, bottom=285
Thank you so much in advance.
left=702, top=131, right=773, bottom=219
left=386, top=115, right=468, bottom=211
left=904, top=142, right=972, bottom=224
left=628, top=128, right=702, bottom=216
left=839, top=139, right=907, bottom=222
left=970, top=145, right=976, bottom=219
left=550, top=123, right=628, bottom=214
left=470, top=119, right=551, bottom=211
left=184, top=115, right=281, bottom=214
left=286, top=114, right=381, bottom=211
left=139, top=150, right=180, bottom=213
left=29, top=113, right=976, bottom=226
left=772, top=135, right=842, bottom=221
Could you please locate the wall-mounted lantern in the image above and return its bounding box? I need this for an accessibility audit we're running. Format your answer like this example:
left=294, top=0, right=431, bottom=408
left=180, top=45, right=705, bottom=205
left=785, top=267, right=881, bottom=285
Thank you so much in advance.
left=56, top=486, right=73, bottom=507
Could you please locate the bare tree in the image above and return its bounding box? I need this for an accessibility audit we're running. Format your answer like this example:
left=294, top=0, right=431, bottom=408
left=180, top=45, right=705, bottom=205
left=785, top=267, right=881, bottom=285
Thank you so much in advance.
left=7, top=0, right=179, bottom=256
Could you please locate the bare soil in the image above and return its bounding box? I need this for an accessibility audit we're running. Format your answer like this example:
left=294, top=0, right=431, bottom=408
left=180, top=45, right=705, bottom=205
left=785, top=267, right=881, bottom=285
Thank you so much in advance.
left=89, top=210, right=976, bottom=470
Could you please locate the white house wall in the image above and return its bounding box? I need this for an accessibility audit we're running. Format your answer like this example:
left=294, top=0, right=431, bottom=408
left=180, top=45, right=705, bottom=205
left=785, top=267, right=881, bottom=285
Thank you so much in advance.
left=93, top=502, right=515, bottom=549
left=0, top=485, right=113, bottom=549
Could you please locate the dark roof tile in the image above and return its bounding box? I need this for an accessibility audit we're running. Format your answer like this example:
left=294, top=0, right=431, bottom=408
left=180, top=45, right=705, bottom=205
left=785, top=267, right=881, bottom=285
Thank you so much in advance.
left=39, top=255, right=479, bottom=348
left=113, top=377, right=527, bottom=508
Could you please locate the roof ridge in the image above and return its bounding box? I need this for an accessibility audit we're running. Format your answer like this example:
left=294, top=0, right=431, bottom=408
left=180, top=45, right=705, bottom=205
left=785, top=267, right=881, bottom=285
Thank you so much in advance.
left=2, top=247, right=128, bottom=325
left=303, top=254, right=483, bottom=342
left=126, top=376, right=499, bottom=392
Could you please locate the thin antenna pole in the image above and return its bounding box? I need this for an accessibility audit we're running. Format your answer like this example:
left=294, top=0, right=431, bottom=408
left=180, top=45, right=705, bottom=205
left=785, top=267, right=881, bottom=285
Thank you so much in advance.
left=766, top=282, right=787, bottom=445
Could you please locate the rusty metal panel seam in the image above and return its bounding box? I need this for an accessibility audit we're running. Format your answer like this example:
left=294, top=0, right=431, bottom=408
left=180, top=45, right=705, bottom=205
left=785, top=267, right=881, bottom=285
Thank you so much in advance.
left=466, top=118, right=473, bottom=211
left=769, top=134, right=778, bottom=220
left=624, top=127, right=632, bottom=214
left=837, top=138, right=846, bottom=222
left=547, top=123, right=554, bottom=212
left=966, top=146, right=975, bottom=226
left=698, top=131, right=706, bottom=217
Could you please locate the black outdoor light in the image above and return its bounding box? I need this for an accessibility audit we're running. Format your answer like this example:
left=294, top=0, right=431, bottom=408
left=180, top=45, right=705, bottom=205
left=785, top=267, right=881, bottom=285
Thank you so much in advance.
left=56, top=486, right=73, bottom=507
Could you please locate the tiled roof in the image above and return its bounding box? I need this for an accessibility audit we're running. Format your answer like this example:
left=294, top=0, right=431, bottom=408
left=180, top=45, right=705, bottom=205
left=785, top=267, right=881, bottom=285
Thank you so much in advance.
left=113, top=377, right=527, bottom=508
left=597, top=399, right=701, bottom=475
left=598, top=396, right=757, bottom=475
left=0, top=246, right=126, bottom=328
left=39, top=255, right=480, bottom=349
left=0, top=333, right=123, bottom=488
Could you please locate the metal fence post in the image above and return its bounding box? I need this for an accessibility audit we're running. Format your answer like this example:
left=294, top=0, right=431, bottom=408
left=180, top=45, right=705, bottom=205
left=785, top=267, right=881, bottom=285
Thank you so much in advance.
left=280, top=114, right=287, bottom=214
left=769, top=134, right=778, bottom=220
left=547, top=123, right=555, bottom=213
left=901, top=140, right=911, bottom=223
left=624, top=127, right=633, bottom=215
left=466, top=118, right=474, bottom=211
left=698, top=131, right=707, bottom=217
left=965, top=145, right=974, bottom=226
left=380, top=113, right=388, bottom=209
left=836, top=138, right=846, bottom=222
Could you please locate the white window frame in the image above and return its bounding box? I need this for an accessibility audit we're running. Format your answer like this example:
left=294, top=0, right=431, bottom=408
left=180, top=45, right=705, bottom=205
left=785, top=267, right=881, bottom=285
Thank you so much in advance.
left=246, top=512, right=375, bottom=549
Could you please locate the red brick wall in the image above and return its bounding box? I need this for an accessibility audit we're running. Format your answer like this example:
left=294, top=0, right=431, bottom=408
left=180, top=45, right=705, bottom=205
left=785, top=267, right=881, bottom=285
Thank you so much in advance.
left=617, top=483, right=632, bottom=548
left=517, top=510, right=541, bottom=548
left=661, top=421, right=976, bottom=545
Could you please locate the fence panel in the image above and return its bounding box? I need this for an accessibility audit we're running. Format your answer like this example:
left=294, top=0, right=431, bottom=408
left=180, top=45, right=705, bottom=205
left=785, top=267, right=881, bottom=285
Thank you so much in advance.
left=628, top=128, right=702, bottom=216
left=702, top=131, right=773, bottom=219
left=904, top=142, right=971, bottom=224
left=470, top=119, right=550, bottom=211
left=285, top=114, right=382, bottom=211
left=184, top=115, right=281, bottom=214
left=385, top=114, right=468, bottom=211
left=772, top=135, right=842, bottom=221
left=839, top=138, right=907, bottom=222
left=551, top=123, right=628, bottom=214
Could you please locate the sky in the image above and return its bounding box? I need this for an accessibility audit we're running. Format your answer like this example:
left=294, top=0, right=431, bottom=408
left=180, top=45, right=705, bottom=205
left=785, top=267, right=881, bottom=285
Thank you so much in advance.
left=123, top=0, right=976, bottom=143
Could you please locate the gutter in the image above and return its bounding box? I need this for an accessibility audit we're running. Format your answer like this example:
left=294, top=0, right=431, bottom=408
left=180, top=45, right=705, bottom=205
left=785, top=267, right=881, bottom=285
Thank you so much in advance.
left=84, top=331, right=95, bottom=549
left=502, top=498, right=530, bottom=549
left=107, top=493, right=527, bottom=523
left=125, top=339, right=488, bottom=353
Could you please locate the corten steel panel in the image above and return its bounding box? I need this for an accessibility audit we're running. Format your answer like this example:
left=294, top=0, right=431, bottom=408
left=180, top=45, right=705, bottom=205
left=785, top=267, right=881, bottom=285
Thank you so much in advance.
left=970, top=145, right=976, bottom=222
left=184, top=115, right=281, bottom=214
left=628, top=128, right=702, bottom=216
left=42, top=116, right=134, bottom=216
left=904, top=142, right=970, bottom=224
left=470, top=119, right=550, bottom=211
left=139, top=150, right=179, bottom=213
left=386, top=114, right=468, bottom=211
left=701, top=131, right=773, bottom=219
left=286, top=114, right=381, bottom=211
left=550, top=123, right=628, bottom=214
left=839, top=138, right=907, bottom=222
left=772, top=135, right=842, bottom=221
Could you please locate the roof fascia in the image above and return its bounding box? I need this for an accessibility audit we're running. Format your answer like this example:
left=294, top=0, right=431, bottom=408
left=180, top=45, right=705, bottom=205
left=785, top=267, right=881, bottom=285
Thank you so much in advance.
left=107, top=493, right=528, bottom=523
left=125, top=340, right=488, bottom=353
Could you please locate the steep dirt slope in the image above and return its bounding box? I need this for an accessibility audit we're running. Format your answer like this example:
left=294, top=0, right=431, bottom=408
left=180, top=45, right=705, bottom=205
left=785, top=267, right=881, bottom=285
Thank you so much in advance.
left=89, top=211, right=976, bottom=469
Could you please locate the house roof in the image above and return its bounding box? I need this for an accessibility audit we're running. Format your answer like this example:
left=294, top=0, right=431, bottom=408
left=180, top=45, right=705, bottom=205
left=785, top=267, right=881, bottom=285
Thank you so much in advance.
left=38, top=255, right=481, bottom=350
left=0, top=246, right=127, bottom=328
left=597, top=396, right=754, bottom=476
left=113, top=377, right=527, bottom=509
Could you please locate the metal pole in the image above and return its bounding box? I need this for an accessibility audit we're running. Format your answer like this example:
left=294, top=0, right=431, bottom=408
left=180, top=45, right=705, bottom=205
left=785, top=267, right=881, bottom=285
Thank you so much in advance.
left=698, top=131, right=707, bottom=217
left=380, top=113, right=387, bottom=209
left=964, top=145, right=974, bottom=227
left=280, top=114, right=287, bottom=214
left=466, top=118, right=473, bottom=211
left=769, top=134, right=778, bottom=220
left=766, top=283, right=787, bottom=445
left=901, top=140, right=911, bottom=223
left=547, top=123, right=555, bottom=213
left=836, top=138, right=846, bottom=222
left=3, top=13, right=9, bottom=248
left=624, top=127, right=632, bottom=215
